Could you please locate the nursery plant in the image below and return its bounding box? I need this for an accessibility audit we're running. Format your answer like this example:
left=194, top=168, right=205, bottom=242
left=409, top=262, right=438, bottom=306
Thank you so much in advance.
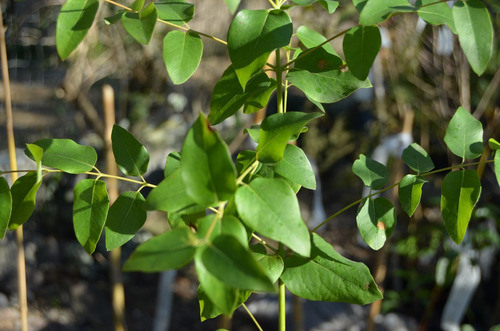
left=1, top=0, right=498, bottom=330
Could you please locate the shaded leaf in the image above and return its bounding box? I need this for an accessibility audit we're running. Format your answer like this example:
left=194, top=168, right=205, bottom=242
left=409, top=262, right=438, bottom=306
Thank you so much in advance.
left=105, top=191, right=147, bottom=250
left=356, top=197, right=396, bottom=250
left=164, top=151, right=181, bottom=177
left=342, top=25, right=381, bottom=80
left=123, top=226, right=197, bottom=271
left=441, top=170, right=481, bottom=244
left=0, top=177, right=12, bottom=239
left=250, top=244, right=284, bottom=283
left=235, top=178, right=311, bottom=257
left=399, top=174, right=427, bottom=217
left=416, top=0, right=456, bottom=33
left=402, top=143, right=434, bottom=173
left=56, top=0, right=99, bottom=60
left=8, top=173, right=42, bottom=231
left=25, top=144, right=43, bottom=181
left=281, top=233, right=382, bottom=304
left=444, top=107, right=484, bottom=159
left=163, top=31, right=203, bottom=85
left=156, top=0, right=194, bottom=24
left=352, top=154, right=389, bottom=190
left=112, top=125, right=150, bottom=177
left=275, top=144, right=316, bottom=189
left=73, top=179, right=109, bottom=254
left=121, top=2, right=158, bottom=44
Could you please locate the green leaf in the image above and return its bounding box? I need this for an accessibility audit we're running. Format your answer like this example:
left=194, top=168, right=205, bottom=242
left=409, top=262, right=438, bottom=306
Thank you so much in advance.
left=112, top=125, right=150, bottom=177
left=25, top=143, right=43, bottom=182
left=208, top=66, right=274, bottom=125
left=275, top=144, right=316, bottom=190
left=352, top=154, right=389, bottom=190
left=221, top=216, right=249, bottom=248
left=198, top=235, right=275, bottom=292
left=489, top=138, right=500, bottom=151
left=121, top=2, right=158, bottom=44
left=401, top=143, right=435, bottom=173
left=0, top=177, right=12, bottom=239
left=146, top=168, right=197, bottom=213
left=256, top=112, right=323, bottom=164
left=73, top=179, right=109, bottom=254
left=156, top=0, right=194, bottom=24
left=250, top=244, right=284, bottom=283
left=441, top=170, right=481, bottom=244
left=235, top=178, right=311, bottom=257
left=359, top=0, right=414, bottom=26
left=164, top=151, right=181, bottom=177
left=444, top=107, right=484, bottom=159
left=163, top=31, right=203, bottom=85
left=494, top=150, right=500, bottom=187
left=452, top=0, right=493, bottom=75
left=8, top=173, right=42, bottom=231
left=129, top=0, right=145, bottom=11
left=296, top=25, right=340, bottom=57
left=281, top=233, right=382, bottom=304
left=28, top=139, right=97, bottom=174
left=105, top=191, right=147, bottom=251
left=319, top=0, right=339, bottom=13
left=56, top=0, right=99, bottom=60
left=224, top=0, right=241, bottom=14
left=416, top=0, right=456, bottom=33
left=342, top=25, right=381, bottom=80
left=294, top=48, right=343, bottom=73
left=196, top=250, right=239, bottom=316
left=356, top=197, right=396, bottom=250
left=181, top=114, right=237, bottom=206
left=286, top=69, right=371, bottom=104
left=228, top=9, right=293, bottom=88
left=123, top=226, right=197, bottom=271
left=398, top=174, right=427, bottom=217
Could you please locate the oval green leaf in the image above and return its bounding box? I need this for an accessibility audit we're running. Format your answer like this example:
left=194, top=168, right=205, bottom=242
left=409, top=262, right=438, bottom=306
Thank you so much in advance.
left=296, top=25, right=340, bottom=56
left=30, top=138, right=97, bottom=174
left=343, top=25, right=381, bottom=81
left=352, top=154, right=389, bottom=190
left=56, top=0, right=99, bottom=60
left=280, top=233, right=382, bottom=304
left=416, top=0, right=456, bottom=33
left=0, top=177, right=12, bottom=239
left=444, top=107, right=484, bottom=160
left=494, top=150, right=500, bottom=187
left=73, top=179, right=109, bottom=254
left=156, top=0, right=194, bottom=24
left=275, top=144, right=316, bottom=190
left=359, top=0, right=414, bottom=26
left=121, top=2, right=158, bottom=45
left=441, top=170, right=481, bottom=244
left=105, top=191, right=147, bottom=251
left=163, top=31, right=203, bottom=85
left=398, top=174, right=427, bottom=217
left=181, top=113, right=237, bottom=206
left=8, top=173, right=42, bottom=231
left=228, top=9, right=293, bottom=88
left=356, top=197, right=396, bottom=250
left=452, top=0, right=493, bottom=76
left=123, top=226, right=197, bottom=271
left=224, top=0, right=241, bottom=14
left=112, top=125, right=150, bottom=177
left=402, top=143, right=435, bottom=173
left=235, top=178, right=311, bottom=257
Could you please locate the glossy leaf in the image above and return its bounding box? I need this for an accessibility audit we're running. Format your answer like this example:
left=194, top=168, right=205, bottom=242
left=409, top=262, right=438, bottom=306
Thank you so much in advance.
left=286, top=69, right=371, bottom=104
left=224, top=0, right=241, bottom=14
left=402, top=143, right=435, bottom=173
left=227, top=9, right=293, bottom=88
left=359, top=0, right=414, bottom=26
left=453, top=0, right=493, bottom=75
left=105, top=191, right=147, bottom=251
left=181, top=114, right=237, bottom=206
left=199, top=235, right=275, bottom=292
left=121, top=2, right=158, bottom=45
left=416, top=0, right=456, bottom=33
left=352, top=154, right=389, bottom=190
left=112, top=125, right=150, bottom=177
left=294, top=48, right=343, bottom=73
left=156, top=0, right=194, bottom=24
left=356, top=197, right=396, bottom=250
left=0, top=177, right=12, bottom=239
left=275, top=144, right=316, bottom=190
left=281, top=233, right=382, bottom=304
left=444, top=107, right=484, bottom=160
left=146, top=168, right=197, bottom=213
left=441, top=170, right=481, bottom=244
left=256, top=112, right=323, bottom=164
left=209, top=66, right=274, bottom=125
left=8, top=173, right=42, bottom=231
left=296, top=25, right=340, bottom=57
left=235, top=178, right=311, bottom=257
left=342, top=25, right=381, bottom=80
left=163, top=31, right=203, bottom=85
left=56, top=0, right=99, bottom=60
left=73, top=179, right=109, bottom=254
left=123, top=226, right=197, bottom=271
left=399, top=175, right=427, bottom=217
left=29, top=139, right=97, bottom=174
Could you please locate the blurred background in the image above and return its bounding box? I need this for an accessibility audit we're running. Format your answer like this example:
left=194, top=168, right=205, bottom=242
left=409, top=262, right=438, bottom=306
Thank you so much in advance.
left=0, top=0, right=499, bottom=330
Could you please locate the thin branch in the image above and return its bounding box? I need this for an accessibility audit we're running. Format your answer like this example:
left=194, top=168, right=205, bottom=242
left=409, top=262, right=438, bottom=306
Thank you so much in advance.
left=242, top=303, right=264, bottom=331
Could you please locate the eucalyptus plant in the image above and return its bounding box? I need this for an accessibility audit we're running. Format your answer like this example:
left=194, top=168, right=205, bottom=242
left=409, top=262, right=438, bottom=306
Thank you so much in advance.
left=0, top=0, right=498, bottom=330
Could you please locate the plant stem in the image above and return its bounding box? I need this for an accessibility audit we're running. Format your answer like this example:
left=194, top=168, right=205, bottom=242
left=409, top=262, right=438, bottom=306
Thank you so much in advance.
left=251, top=233, right=279, bottom=253
left=242, top=303, right=264, bottom=331
left=275, top=48, right=284, bottom=114
left=236, top=160, right=259, bottom=185
left=279, top=279, right=287, bottom=331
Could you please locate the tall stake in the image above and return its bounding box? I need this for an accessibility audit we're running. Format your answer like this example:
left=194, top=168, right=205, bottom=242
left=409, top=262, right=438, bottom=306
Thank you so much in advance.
left=0, top=5, right=28, bottom=331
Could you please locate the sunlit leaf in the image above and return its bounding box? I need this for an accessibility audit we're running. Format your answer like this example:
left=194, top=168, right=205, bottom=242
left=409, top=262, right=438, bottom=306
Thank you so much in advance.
left=359, top=0, right=414, bottom=26
left=8, top=173, right=42, bottom=231
left=356, top=197, right=396, bottom=250
left=416, top=0, right=456, bottom=33
left=73, top=179, right=109, bottom=254
left=342, top=25, right=381, bottom=80
left=281, top=233, right=382, bottom=304
left=444, top=107, right=484, bottom=160
left=224, top=0, right=241, bottom=14
left=163, top=31, right=203, bottom=85
left=441, top=170, right=481, bottom=244
left=402, top=143, right=435, bottom=173
left=399, top=174, right=427, bottom=217
left=296, top=25, right=340, bottom=57
left=121, top=2, right=158, bottom=44
left=494, top=150, right=500, bottom=187
left=0, top=177, right=12, bottom=239
left=112, top=125, right=150, bottom=177
left=275, top=144, right=316, bottom=190
left=156, top=0, right=194, bottom=24
left=352, top=154, right=389, bottom=190
left=250, top=244, right=284, bottom=283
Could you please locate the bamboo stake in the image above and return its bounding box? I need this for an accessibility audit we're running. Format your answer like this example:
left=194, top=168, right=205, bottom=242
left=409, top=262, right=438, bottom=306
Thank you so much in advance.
left=0, top=5, right=28, bottom=331
left=103, top=84, right=127, bottom=331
